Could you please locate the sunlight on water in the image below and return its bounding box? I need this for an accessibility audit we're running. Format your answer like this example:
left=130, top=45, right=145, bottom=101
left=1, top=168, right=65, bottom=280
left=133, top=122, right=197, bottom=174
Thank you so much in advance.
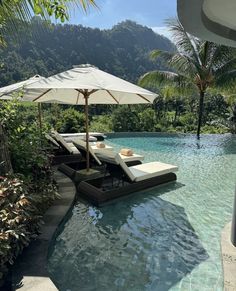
left=48, top=134, right=236, bottom=291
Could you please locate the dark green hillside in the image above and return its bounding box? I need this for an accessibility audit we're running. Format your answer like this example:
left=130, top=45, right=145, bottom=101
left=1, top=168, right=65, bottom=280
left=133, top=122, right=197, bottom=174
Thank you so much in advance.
left=0, top=19, right=175, bottom=86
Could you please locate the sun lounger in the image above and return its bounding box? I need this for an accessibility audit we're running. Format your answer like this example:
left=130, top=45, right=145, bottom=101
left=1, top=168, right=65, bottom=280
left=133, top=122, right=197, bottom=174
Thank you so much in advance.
left=91, top=143, right=113, bottom=152
left=51, top=130, right=80, bottom=154
left=73, top=139, right=144, bottom=165
left=77, top=150, right=178, bottom=206
left=61, top=132, right=106, bottom=141
left=47, top=131, right=82, bottom=165
left=96, top=150, right=178, bottom=182
left=45, top=133, right=60, bottom=148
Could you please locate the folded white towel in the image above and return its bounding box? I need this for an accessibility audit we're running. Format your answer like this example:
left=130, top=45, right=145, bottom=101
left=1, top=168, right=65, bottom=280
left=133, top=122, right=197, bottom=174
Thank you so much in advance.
left=120, top=148, right=133, bottom=156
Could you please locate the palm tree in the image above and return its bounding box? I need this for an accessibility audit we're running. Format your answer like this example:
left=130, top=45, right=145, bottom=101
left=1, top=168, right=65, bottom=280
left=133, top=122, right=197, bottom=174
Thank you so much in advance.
left=139, top=19, right=236, bottom=138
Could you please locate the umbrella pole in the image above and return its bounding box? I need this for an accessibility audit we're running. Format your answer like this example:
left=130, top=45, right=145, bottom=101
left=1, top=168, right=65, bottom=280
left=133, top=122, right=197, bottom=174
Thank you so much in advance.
left=84, top=92, right=90, bottom=172
left=38, top=102, right=42, bottom=136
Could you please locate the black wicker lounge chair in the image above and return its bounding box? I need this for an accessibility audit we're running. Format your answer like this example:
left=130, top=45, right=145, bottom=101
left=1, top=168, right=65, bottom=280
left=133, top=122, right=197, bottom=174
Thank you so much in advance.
left=78, top=150, right=178, bottom=206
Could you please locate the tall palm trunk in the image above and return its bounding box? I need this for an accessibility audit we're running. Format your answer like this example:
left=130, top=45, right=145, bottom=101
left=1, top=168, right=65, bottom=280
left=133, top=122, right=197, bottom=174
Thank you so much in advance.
left=197, top=91, right=205, bottom=139
left=0, top=123, right=13, bottom=175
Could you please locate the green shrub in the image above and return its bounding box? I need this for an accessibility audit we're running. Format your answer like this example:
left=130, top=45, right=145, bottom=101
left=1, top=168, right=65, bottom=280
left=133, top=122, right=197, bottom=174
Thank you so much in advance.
left=201, top=125, right=229, bottom=134
left=112, top=106, right=140, bottom=132
left=56, top=108, right=85, bottom=133
left=90, top=115, right=113, bottom=132
left=0, top=98, right=59, bottom=286
left=138, top=108, right=156, bottom=131
left=154, top=123, right=162, bottom=132
left=0, top=175, right=58, bottom=285
left=179, top=113, right=196, bottom=127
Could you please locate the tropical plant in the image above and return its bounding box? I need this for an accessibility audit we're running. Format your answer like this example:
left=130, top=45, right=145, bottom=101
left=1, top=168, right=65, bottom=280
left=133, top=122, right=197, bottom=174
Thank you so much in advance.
left=90, top=115, right=113, bottom=133
left=138, top=108, right=156, bottom=131
left=223, top=92, right=236, bottom=133
left=139, top=19, right=236, bottom=138
left=56, top=107, right=86, bottom=133
left=0, top=98, right=59, bottom=286
left=111, top=106, right=140, bottom=132
left=0, top=174, right=58, bottom=286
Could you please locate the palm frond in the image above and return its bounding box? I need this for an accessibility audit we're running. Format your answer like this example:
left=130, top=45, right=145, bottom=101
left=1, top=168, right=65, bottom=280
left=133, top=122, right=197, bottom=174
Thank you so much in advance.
left=168, top=53, right=199, bottom=77
left=78, top=0, right=98, bottom=10
left=138, top=70, right=194, bottom=95
left=165, top=18, right=201, bottom=65
left=150, top=49, right=199, bottom=77
left=198, top=41, right=214, bottom=67
left=215, top=57, right=236, bottom=78
left=150, top=49, right=171, bottom=60
left=0, top=0, right=98, bottom=46
left=209, top=45, right=236, bottom=70
left=215, top=70, right=236, bottom=89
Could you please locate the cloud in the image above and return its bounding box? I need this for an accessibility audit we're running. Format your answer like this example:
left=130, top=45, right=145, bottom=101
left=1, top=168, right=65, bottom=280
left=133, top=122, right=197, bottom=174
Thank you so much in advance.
left=151, top=26, right=173, bottom=40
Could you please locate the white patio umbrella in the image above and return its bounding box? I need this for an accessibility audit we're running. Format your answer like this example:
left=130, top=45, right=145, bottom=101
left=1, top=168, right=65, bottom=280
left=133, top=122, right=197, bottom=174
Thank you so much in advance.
left=2, top=65, right=158, bottom=172
left=0, top=75, right=45, bottom=131
left=0, top=75, right=44, bottom=98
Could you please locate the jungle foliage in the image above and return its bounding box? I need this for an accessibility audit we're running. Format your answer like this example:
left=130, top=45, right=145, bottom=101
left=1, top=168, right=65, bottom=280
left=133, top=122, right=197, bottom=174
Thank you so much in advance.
left=0, top=18, right=175, bottom=86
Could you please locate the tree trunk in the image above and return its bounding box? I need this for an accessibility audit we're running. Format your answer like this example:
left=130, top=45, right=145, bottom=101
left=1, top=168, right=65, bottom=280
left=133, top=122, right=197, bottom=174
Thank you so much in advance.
left=0, top=123, right=13, bottom=175
left=174, top=102, right=178, bottom=125
left=197, top=91, right=205, bottom=139
left=231, top=104, right=236, bottom=134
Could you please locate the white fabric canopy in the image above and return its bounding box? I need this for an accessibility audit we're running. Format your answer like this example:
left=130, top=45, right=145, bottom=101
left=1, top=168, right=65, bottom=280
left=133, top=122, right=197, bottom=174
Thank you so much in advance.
left=15, top=65, right=158, bottom=104
left=0, top=75, right=44, bottom=99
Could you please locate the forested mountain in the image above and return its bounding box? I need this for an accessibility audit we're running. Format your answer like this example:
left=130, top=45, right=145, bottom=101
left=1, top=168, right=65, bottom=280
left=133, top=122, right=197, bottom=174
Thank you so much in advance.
left=0, top=18, right=175, bottom=86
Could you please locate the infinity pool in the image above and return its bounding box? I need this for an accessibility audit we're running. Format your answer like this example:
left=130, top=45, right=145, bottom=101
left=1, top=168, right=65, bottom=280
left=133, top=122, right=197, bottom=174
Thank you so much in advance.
left=48, top=134, right=236, bottom=291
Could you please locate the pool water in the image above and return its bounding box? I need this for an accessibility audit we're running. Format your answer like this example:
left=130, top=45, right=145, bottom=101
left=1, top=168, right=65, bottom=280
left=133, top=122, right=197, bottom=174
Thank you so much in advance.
left=48, top=134, right=236, bottom=291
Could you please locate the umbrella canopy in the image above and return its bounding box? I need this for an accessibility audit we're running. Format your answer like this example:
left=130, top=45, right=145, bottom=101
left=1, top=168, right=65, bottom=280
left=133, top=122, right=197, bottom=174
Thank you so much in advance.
left=1, top=65, right=158, bottom=172
left=0, top=75, right=46, bottom=131
left=14, top=64, right=157, bottom=105
left=0, top=75, right=44, bottom=99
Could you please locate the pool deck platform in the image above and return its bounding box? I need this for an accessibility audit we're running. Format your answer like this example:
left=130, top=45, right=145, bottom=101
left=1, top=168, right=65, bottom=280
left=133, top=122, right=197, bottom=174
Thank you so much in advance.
left=11, top=170, right=76, bottom=291
left=221, top=222, right=236, bottom=291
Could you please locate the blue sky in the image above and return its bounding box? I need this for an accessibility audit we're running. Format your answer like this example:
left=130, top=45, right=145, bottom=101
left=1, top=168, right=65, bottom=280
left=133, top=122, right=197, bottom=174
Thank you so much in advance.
left=68, top=0, right=177, bottom=39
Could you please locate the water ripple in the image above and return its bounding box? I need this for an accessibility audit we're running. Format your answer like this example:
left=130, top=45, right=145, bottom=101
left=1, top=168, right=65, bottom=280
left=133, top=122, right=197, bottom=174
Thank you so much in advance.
left=48, top=134, right=236, bottom=291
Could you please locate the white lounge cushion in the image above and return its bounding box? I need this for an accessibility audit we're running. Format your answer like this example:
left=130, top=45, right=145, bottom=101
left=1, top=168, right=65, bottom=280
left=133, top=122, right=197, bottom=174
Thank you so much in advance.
left=45, top=134, right=60, bottom=147
left=95, top=150, right=120, bottom=165
left=73, top=139, right=102, bottom=165
left=119, top=153, right=144, bottom=162
left=64, top=135, right=97, bottom=142
left=96, top=152, right=178, bottom=182
left=129, top=162, right=178, bottom=182
left=96, top=150, right=144, bottom=164
left=66, top=142, right=80, bottom=154
left=91, top=144, right=113, bottom=152
left=51, top=130, right=74, bottom=154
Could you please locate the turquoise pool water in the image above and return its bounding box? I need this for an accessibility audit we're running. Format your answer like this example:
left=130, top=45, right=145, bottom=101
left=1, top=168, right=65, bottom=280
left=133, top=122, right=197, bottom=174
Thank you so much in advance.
left=48, top=134, right=236, bottom=291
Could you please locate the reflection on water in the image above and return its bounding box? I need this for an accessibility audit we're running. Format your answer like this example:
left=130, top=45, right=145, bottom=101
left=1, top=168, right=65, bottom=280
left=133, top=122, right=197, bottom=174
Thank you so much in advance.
left=48, top=134, right=236, bottom=291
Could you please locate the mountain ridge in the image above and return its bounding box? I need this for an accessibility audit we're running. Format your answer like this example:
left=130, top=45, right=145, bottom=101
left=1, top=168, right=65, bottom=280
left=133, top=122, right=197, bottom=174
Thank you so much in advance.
left=0, top=19, right=175, bottom=86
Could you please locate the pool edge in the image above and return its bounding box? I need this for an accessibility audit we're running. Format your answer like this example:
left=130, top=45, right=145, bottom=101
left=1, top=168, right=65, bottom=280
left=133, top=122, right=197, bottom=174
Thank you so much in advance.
left=11, top=170, right=76, bottom=291
left=221, top=221, right=236, bottom=290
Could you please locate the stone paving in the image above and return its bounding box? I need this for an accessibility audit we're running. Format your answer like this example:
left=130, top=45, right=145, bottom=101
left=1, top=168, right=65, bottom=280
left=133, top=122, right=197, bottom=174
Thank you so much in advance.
left=221, top=222, right=236, bottom=291
left=12, top=171, right=76, bottom=291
